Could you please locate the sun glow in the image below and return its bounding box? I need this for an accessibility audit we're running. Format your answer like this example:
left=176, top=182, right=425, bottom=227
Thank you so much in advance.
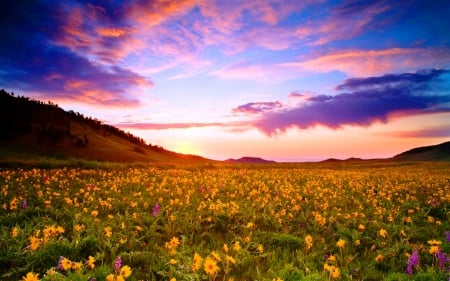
left=172, top=141, right=198, bottom=155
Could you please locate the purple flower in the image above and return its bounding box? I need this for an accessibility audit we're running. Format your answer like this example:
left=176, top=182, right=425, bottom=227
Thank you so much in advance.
left=152, top=202, right=160, bottom=217
left=445, top=231, right=450, bottom=243
left=114, top=256, right=122, bottom=272
left=22, top=199, right=28, bottom=210
left=437, top=249, right=446, bottom=270
left=406, top=250, right=419, bottom=275
left=57, top=256, right=65, bottom=271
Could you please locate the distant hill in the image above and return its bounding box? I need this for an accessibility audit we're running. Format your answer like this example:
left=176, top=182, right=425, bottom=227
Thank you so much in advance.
left=393, top=141, right=450, bottom=161
left=0, top=89, right=213, bottom=164
left=225, top=156, right=276, bottom=164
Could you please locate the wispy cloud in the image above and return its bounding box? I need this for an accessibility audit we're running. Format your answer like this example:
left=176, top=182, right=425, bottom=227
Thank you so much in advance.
left=243, top=69, right=450, bottom=135
left=114, top=121, right=250, bottom=130
left=232, top=101, right=282, bottom=115
left=286, top=48, right=450, bottom=77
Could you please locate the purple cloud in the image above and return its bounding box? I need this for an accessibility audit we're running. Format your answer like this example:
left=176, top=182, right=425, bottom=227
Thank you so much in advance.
left=252, top=69, right=450, bottom=135
left=0, top=1, right=151, bottom=107
left=336, top=69, right=448, bottom=91
left=232, top=101, right=282, bottom=114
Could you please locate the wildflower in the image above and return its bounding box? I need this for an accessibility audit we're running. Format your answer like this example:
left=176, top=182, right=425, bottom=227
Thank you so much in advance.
left=406, top=250, right=419, bottom=275
left=204, top=256, right=220, bottom=276
left=192, top=252, right=203, bottom=271
left=86, top=256, right=95, bottom=269
left=226, top=255, right=236, bottom=265
left=166, top=237, right=180, bottom=250
left=355, top=239, right=360, bottom=246
left=57, top=256, right=65, bottom=271
left=222, top=243, right=229, bottom=253
left=71, top=261, right=83, bottom=271
left=379, top=229, right=388, bottom=238
left=169, top=259, right=177, bottom=265
left=22, top=272, right=39, bottom=281
left=436, top=249, right=446, bottom=270
left=211, top=251, right=222, bottom=261
left=336, top=239, right=346, bottom=248
left=427, top=239, right=442, bottom=246
left=104, top=226, right=112, bottom=237
left=119, top=265, right=132, bottom=278
left=233, top=241, right=241, bottom=252
left=429, top=246, right=439, bottom=255
left=22, top=199, right=28, bottom=210
left=114, top=256, right=122, bottom=273
left=91, top=210, right=98, bottom=217
left=11, top=226, right=19, bottom=238
left=152, top=202, right=160, bottom=216
left=106, top=274, right=115, bottom=281
left=305, top=235, right=313, bottom=250
left=272, top=278, right=283, bottom=281
left=257, top=244, right=264, bottom=253
left=445, top=231, right=450, bottom=242
left=61, top=257, right=72, bottom=271
left=357, top=224, right=365, bottom=232
left=331, top=267, right=340, bottom=279
left=170, top=278, right=176, bottom=281
left=29, top=236, right=41, bottom=251
left=375, top=254, right=384, bottom=262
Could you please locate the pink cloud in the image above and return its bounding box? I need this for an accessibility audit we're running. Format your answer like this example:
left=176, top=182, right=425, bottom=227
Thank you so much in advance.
left=232, top=101, right=282, bottom=115
left=286, top=48, right=450, bottom=76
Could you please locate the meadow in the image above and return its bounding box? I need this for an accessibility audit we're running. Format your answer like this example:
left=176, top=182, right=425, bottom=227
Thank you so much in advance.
left=1, top=162, right=449, bottom=281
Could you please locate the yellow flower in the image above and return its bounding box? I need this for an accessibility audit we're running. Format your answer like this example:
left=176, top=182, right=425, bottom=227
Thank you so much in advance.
left=71, top=261, right=83, bottom=271
left=257, top=244, right=264, bottom=253
left=86, top=256, right=95, bottom=269
left=29, top=236, right=41, bottom=251
left=379, top=229, right=388, bottom=238
left=169, top=259, right=177, bottom=265
left=61, top=257, right=72, bottom=271
left=170, top=278, right=177, bottom=281
left=226, top=255, right=236, bottom=265
left=375, top=254, right=384, bottom=262
left=119, top=265, right=132, bottom=278
left=211, top=251, right=222, bottom=261
left=22, top=272, right=39, bottom=281
left=429, top=246, right=440, bottom=255
left=166, top=237, right=180, bottom=249
left=357, top=224, right=365, bottom=232
left=106, top=274, right=115, bottom=281
left=204, top=257, right=220, bottom=276
left=222, top=244, right=229, bottom=253
left=336, top=239, right=346, bottom=248
left=305, top=235, right=313, bottom=250
left=104, top=226, right=112, bottom=237
left=272, top=278, right=283, bottom=281
left=427, top=239, right=442, bottom=246
left=331, top=267, right=340, bottom=279
left=355, top=239, right=360, bottom=246
left=11, top=226, right=19, bottom=238
left=192, top=252, right=203, bottom=272
left=233, top=241, right=241, bottom=252
left=116, top=276, right=125, bottom=281
left=91, top=210, right=98, bottom=217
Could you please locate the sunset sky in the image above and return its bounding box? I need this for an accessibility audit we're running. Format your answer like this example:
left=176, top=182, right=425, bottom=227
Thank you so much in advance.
left=1, top=0, right=450, bottom=161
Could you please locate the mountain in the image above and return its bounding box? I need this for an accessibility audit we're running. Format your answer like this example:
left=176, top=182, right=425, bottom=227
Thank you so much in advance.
left=0, top=89, right=213, bottom=164
left=393, top=141, right=450, bottom=161
left=225, top=156, right=277, bottom=164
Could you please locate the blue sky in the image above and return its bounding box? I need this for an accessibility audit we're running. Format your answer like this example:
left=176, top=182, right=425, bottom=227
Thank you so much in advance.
left=1, top=0, right=450, bottom=161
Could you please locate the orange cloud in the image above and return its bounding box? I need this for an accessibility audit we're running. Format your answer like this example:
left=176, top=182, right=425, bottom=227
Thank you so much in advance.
left=97, top=27, right=129, bottom=37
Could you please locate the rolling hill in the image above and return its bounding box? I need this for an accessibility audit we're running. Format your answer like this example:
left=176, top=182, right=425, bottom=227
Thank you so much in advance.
left=393, top=141, right=450, bottom=161
left=0, top=89, right=213, bottom=164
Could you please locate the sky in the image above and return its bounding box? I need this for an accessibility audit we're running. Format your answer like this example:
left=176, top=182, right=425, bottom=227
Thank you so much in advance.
left=1, top=0, right=450, bottom=161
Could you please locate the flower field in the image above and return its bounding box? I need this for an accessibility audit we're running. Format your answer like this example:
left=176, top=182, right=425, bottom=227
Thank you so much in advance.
left=1, top=162, right=449, bottom=281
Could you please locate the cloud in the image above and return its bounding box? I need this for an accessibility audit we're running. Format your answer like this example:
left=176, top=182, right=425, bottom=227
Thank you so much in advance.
left=286, top=48, right=450, bottom=77
left=114, top=121, right=251, bottom=130
left=232, top=101, right=282, bottom=114
left=0, top=1, right=152, bottom=107
left=250, top=69, right=450, bottom=135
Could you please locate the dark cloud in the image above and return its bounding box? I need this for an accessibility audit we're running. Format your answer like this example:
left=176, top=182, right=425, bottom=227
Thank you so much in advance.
left=0, top=1, right=151, bottom=107
left=252, top=69, right=450, bottom=135
left=232, top=101, right=282, bottom=114
left=336, top=69, right=448, bottom=90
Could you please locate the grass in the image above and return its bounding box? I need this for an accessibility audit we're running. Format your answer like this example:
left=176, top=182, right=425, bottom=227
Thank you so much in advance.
left=1, top=161, right=449, bottom=280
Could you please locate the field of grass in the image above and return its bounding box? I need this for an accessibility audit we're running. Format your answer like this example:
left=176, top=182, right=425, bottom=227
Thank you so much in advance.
left=1, top=162, right=449, bottom=280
